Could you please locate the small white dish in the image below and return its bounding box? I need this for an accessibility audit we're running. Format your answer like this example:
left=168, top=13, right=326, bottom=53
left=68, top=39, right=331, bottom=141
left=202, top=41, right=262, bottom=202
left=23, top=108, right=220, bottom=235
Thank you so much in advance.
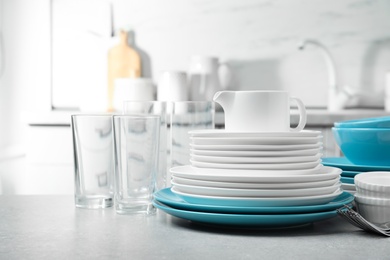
left=171, top=181, right=341, bottom=198
left=190, top=159, right=322, bottom=170
left=354, top=171, right=390, bottom=199
left=190, top=136, right=322, bottom=146
left=355, top=194, right=390, bottom=226
left=172, top=175, right=340, bottom=189
left=190, top=153, right=322, bottom=164
left=190, top=142, right=323, bottom=151
left=170, top=165, right=341, bottom=183
left=189, top=129, right=322, bottom=138
left=190, top=148, right=320, bottom=157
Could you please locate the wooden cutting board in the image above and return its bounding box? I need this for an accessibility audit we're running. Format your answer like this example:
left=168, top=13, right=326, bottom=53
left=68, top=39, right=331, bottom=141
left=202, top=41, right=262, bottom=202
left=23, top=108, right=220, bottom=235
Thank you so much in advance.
left=107, top=30, right=141, bottom=111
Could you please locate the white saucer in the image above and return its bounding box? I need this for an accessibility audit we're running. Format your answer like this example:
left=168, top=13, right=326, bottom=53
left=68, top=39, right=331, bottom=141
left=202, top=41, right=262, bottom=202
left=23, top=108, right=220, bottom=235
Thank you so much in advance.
left=190, top=159, right=322, bottom=170
left=189, top=142, right=323, bottom=151
left=171, top=187, right=343, bottom=207
left=190, top=148, right=320, bottom=157
left=171, top=181, right=341, bottom=198
left=172, top=175, right=341, bottom=189
left=190, top=136, right=323, bottom=146
left=190, top=153, right=322, bottom=164
left=170, top=165, right=341, bottom=182
left=189, top=129, right=322, bottom=138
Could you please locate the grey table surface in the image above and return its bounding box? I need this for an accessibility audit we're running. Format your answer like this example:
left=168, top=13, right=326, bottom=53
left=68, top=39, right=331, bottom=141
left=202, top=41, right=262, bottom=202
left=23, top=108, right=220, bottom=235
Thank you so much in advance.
left=0, top=195, right=389, bottom=260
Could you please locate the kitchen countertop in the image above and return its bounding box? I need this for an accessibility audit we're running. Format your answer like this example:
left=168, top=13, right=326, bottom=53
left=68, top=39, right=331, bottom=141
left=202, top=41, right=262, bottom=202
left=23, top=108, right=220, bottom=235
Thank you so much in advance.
left=0, top=195, right=388, bottom=259
left=26, top=108, right=390, bottom=127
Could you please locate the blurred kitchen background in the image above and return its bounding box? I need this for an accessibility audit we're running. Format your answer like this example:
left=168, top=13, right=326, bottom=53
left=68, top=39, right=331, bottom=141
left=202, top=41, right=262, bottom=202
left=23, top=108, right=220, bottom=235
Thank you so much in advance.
left=0, top=0, right=390, bottom=194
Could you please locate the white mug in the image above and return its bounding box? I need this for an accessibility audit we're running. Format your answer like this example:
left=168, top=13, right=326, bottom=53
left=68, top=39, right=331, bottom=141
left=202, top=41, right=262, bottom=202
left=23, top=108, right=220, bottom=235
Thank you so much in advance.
left=213, top=90, right=307, bottom=132
left=113, top=78, right=154, bottom=112
left=157, top=71, right=188, bottom=101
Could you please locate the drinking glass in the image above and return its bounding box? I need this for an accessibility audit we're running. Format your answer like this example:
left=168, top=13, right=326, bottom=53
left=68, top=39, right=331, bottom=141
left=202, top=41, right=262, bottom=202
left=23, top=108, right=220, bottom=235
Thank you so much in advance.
left=123, top=101, right=172, bottom=190
left=171, top=101, right=215, bottom=167
left=113, top=115, right=160, bottom=214
left=71, top=114, right=114, bottom=209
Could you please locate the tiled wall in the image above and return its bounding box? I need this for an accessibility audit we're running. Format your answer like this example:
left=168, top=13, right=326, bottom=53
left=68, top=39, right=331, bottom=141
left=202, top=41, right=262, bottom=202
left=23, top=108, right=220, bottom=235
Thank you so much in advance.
left=110, top=0, right=390, bottom=108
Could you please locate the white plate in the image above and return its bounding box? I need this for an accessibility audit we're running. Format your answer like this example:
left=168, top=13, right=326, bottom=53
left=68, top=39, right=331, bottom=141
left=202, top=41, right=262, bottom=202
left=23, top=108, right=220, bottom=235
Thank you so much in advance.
left=171, top=181, right=342, bottom=198
left=170, top=165, right=341, bottom=183
left=190, top=142, right=323, bottom=151
left=190, top=159, right=322, bottom=170
left=190, top=136, right=323, bottom=145
left=190, top=153, right=322, bottom=164
left=190, top=148, right=321, bottom=157
left=171, top=187, right=343, bottom=207
left=172, top=175, right=341, bottom=189
left=189, top=129, right=322, bottom=138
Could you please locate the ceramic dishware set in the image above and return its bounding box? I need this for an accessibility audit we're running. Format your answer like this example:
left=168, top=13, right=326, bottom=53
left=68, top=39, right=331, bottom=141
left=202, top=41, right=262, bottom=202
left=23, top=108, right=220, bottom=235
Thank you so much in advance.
left=153, top=91, right=351, bottom=228
left=323, top=116, right=390, bottom=195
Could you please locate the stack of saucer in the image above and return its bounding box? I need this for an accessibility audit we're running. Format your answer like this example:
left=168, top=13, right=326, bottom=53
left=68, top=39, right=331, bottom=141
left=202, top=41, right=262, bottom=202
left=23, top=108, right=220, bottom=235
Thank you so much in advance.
left=153, top=129, right=350, bottom=228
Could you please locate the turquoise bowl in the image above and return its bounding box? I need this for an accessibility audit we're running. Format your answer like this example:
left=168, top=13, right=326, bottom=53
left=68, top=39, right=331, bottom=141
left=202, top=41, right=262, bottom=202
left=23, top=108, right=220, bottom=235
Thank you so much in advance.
left=332, top=127, right=390, bottom=166
left=334, top=116, right=390, bottom=128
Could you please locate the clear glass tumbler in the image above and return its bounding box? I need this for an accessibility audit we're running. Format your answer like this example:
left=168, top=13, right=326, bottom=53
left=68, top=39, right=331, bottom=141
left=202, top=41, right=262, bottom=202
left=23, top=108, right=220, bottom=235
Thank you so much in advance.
left=71, top=114, right=114, bottom=209
left=171, top=101, right=215, bottom=167
left=113, top=115, right=160, bottom=215
left=123, top=101, right=172, bottom=191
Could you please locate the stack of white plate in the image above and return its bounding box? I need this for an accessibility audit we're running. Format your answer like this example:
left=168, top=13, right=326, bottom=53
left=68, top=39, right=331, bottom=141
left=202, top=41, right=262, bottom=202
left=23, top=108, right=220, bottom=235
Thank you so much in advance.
left=189, top=129, right=323, bottom=170
left=153, top=129, right=350, bottom=228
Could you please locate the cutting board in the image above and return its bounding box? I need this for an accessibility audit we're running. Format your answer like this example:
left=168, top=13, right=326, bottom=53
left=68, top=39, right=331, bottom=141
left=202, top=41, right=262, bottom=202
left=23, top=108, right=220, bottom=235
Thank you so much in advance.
left=107, top=30, right=141, bottom=111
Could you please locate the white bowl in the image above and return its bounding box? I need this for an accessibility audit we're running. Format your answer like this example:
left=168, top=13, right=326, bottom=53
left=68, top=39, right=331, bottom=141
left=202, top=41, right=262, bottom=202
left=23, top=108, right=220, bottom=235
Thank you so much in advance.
left=354, top=195, right=390, bottom=226
left=354, top=171, right=390, bottom=199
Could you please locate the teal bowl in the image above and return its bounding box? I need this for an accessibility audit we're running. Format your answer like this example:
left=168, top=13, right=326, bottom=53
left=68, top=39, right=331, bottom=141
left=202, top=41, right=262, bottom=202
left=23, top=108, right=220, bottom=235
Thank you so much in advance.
left=334, top=116, right=390, bottom=128
left=332, top=127, right=390, bottom=166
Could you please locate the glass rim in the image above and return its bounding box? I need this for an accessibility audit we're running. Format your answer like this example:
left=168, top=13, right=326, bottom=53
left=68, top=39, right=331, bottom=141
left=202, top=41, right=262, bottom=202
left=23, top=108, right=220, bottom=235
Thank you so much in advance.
left=71, top=113, right=115, bottom=118
left=113, top=114, right=161, bottom=119
left=123, top=100, right=214, bottom=105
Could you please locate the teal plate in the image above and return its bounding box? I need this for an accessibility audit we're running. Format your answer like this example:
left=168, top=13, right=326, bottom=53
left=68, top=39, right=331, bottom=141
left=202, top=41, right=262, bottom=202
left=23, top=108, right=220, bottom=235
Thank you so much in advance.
left=322, top=157, right=390, bottom=172
left=340, top=176, right=355, bottom=184
left=153, top=188, right=353, bottom=214
left=341, top=171, right=361, bottom=178
left=153, top=200, right=338, bottom=228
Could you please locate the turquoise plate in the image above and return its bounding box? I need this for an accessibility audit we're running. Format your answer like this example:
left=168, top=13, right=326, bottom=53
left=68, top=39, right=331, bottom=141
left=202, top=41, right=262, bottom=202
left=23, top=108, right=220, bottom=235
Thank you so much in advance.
left=341, top=171, right=361, bottom=178
left=340, top=176, right=355, bottom=184
left=153, top=188, right=353, bottom=214
left=322, top=157, right=390, bottom=172
left=153, top=200, right=338, bottom=228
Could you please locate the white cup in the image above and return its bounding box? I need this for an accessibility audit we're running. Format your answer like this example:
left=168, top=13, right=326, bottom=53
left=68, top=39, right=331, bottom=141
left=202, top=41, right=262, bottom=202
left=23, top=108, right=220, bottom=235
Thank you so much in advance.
left=113, top=78, right=154, bottom=112
left=157, top=71, right=188, bottom=101
left=213, top=90, right=307, bottom=132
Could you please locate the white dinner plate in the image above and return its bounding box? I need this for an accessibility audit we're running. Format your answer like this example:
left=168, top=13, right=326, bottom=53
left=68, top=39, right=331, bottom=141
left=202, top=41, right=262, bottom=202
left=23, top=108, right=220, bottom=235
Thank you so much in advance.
left=190, top=153, right=322, bottom=164
left=172, top=175, right=341, bottom=189
left=170, top=165, right=341, bottom=183
left=189, top=142, right=323, bottom=151
left=189, top=129, right=322, bottom=138
left=190, top=148, right=321, bottom=157
left=190, top=136, right=323, bottom=145
left=171, top=181, right=341, bottom=198
left=190, top=159, right=322, bottom=170
left=171, top=187, right=343, bottom=207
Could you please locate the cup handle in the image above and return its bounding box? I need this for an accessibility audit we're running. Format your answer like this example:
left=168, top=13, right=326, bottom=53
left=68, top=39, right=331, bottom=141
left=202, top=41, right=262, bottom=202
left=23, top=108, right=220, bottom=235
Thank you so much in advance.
left=290, top=97, right=307, bottom=132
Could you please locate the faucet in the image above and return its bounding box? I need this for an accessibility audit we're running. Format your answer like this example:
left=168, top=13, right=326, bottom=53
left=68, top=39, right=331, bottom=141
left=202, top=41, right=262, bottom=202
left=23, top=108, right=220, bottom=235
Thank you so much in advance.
left=298, top=39, right=356, bottom=111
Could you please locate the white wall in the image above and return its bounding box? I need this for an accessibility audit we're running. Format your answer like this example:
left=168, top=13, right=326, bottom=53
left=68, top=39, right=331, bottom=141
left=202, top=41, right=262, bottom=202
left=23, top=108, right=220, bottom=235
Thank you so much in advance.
left=120, top=0, right=390, bottom=107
